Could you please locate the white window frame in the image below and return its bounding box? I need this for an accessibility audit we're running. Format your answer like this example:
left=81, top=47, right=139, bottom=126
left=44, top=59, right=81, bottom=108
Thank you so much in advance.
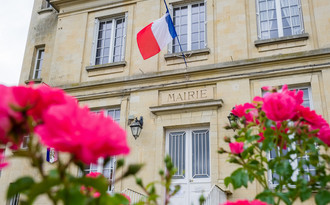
left=83, top=157, right=117, bottom=193
left=267, top=86, right=316, bottom=189
left=165, top=127, right=211, bottom=183
left=80, top=108, right=121, bottom=193
left=33, top=48, right=45, bottom=79
left=169, top=0, right=207, bottom=53
left=256, top=0, right=304, bottom=40
left=91, top=13, right=127, bottom=66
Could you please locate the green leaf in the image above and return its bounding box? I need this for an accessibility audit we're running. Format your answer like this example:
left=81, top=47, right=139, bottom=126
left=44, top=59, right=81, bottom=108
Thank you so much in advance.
left=299, top=185, right=311, bottom=202
left=315, top=190, right=330, bottom=205
left=224, top=177, right=232, bottom=187
left=7, top=177, right=35, bottom=199
left=276, top=192, right=292, bottom=205
left=62, top=186, right=86, bottom=205
left=123, top=164, right=144, bottom=177
left=27, top=176, right=61, bottom=203
left=275, top=160, right=293, bottom=177
left=73, top=175, right=108, bottom=193
left=230, top=168, right=249, bottom=189
left=256, top=190, right=275, bottom=205
left=116, top=158, right=125, bottom=169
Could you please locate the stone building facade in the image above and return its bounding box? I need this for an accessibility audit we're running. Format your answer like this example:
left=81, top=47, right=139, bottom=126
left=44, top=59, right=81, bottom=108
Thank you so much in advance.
left=1, top=0, right=330, bottom=204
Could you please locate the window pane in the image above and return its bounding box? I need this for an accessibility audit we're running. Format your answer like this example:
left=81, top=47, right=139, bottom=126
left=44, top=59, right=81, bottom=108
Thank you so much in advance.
left=283, top=27, right=292, bottom=36
left=169, top=132, right=186, bottom=179
left=192, top=130, right=210, bottom=178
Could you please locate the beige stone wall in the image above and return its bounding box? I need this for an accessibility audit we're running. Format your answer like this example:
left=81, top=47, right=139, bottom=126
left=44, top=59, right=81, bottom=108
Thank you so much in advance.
left=7, top=0, right=330, bottom=204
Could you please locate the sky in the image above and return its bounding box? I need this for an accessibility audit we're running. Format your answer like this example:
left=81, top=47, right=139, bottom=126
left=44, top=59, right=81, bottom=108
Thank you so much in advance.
left=0, top=1, right=34, bottom=86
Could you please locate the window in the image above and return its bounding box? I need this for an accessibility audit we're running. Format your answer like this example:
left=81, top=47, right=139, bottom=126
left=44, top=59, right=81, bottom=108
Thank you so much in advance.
left=82, top=108, right=120, bottom=192
left=33, top=48, right=44, bottom=79
left=171, top=1, right=206, bottom=53
left=7, top=193, right=19, bottom=205
left=268, top=87, right=316, bottom=187
left=83, top=158, right=117, bottom=192
left=167, top=128, right=210, bottom=179
left=92, top=15, right=127, bottom=65
left=256, top=0, right=304, bottom=40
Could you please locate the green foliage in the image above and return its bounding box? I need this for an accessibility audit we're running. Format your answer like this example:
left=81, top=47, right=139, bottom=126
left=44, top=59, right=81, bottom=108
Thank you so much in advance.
left=220, top=100, right=330, bottom=205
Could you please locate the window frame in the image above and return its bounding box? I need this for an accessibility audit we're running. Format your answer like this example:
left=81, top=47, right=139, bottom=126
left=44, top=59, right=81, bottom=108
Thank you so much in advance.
left=168, top=0, right=207, bottom=54
left=267, top=86, right=316, bottom=189
left=91, top=14, right=127, bottom=66
left=165, top=126, right=211, bottom=183
left=32, top=47, right=45, bottom=80
left=256, top=0, right=305, bottom=40
left=80, top=108, right=121, bottom=193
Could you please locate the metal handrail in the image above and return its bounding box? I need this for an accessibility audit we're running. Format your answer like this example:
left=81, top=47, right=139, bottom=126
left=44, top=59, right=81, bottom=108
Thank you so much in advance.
left=202, top=185, right=227, bottom=205
left=121, top=188, right=146, bottom=204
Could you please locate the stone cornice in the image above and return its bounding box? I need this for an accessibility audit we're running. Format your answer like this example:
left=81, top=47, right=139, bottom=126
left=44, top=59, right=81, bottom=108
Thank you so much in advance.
left=62, top=48, right=330, bottom=93
left=50, top=0, right=144, bottom=15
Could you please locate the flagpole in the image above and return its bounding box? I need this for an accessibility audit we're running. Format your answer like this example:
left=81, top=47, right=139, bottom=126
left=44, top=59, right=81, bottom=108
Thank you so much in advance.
left=163, top=0, right=188, bottom=68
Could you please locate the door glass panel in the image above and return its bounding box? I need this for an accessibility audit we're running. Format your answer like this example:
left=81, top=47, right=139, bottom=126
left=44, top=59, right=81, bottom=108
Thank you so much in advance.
left=192, top=130, right=210, bottom=178
left=169, top=131, right=186, bottom=179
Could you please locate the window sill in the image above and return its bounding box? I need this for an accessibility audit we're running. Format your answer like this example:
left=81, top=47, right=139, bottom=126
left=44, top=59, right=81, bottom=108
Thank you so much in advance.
left=25, top=78, right=42, bottom=85
left=254, top=33, right=309, bottom=52
left=86, top=61, right=126, bottom=77
left=164, top=48, right=210, bottom=65
left=37, top=8, right=54, bottom=14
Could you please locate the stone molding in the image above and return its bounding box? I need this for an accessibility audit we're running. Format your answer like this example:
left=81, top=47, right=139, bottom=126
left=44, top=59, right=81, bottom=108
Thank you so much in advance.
left=149, top=99, right=223, bottom=115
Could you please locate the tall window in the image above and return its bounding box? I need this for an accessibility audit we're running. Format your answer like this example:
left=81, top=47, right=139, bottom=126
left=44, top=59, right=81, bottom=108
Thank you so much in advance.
left=33, top=48, right=44, bottom=79
left=82, top=108, right=120, bottom=193
left=171, top=2, right=206, bottom=53
left=268, top=87, right=315, bottom=187
left=92, top=16, right=127, bottom=65
left=83, top=158, right=117, bottom=192
left=256, top=0, right=304, bottom=40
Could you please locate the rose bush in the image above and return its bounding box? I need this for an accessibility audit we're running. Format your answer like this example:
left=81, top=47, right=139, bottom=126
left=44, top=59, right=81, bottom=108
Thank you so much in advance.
left=0, top=84, right=132, bottom=205
left=220, top=85, right=330, bottom=205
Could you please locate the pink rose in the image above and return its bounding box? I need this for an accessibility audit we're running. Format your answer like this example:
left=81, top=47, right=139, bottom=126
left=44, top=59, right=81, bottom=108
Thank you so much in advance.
left=81, top=172, right=103, bottom=198
left=229, top=142, right=244, bottom=154
left=295, top=105, right=329, bottom=130
left=86, top=172, right=102, bottom=178
left=221, top=199, right=270, bottom=205
left=232, top=103, right=257, bottom=123
left=0, top=85, right=26, bottom=147
left=12, top=85, right=74, bottom=122
left=262, top=93, right=299, bottom=122
left=35, top=100, right=130, bottom=164
left=121, top=193, right=131, bottom=204
left=318, top=126, right=330, bottom=146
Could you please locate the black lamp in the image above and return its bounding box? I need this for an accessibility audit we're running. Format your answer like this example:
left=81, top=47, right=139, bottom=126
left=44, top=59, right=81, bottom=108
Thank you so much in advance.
left=130, top=117, right=143, bottom=140
left=227, top=109, right=239, bottom=131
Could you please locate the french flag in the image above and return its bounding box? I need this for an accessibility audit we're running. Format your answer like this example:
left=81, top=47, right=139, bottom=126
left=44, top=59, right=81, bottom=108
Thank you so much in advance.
left=137, top=11, right=177, bottom=60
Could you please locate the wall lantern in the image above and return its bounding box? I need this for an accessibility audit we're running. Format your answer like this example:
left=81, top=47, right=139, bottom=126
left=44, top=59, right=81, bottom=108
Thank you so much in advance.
left=227, top=110, right=239, bottom=131
left=130, top=116, right=143, bottom=140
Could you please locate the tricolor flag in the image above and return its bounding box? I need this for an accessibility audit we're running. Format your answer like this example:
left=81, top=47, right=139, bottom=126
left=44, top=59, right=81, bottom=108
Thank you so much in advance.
left=137, top=11, right=177, bottom=60
left=46, top=147, right=58, bottom=164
